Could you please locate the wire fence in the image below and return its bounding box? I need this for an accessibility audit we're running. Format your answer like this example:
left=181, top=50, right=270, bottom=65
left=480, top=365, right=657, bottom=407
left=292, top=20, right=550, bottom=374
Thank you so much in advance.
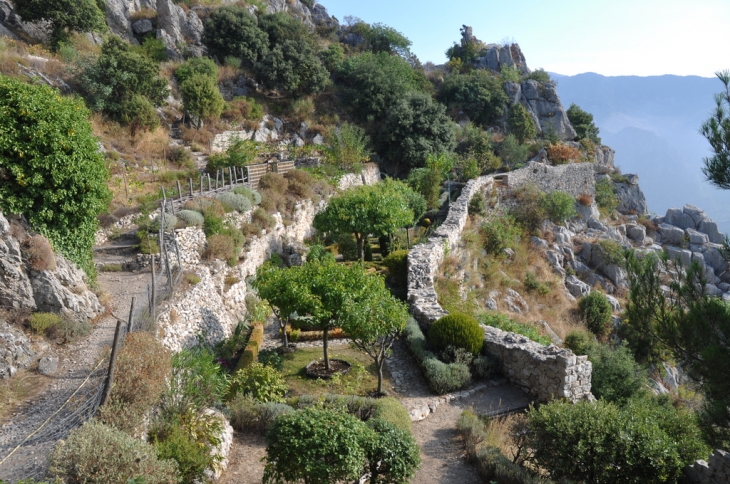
left=0, top=201, right=182, bottom=483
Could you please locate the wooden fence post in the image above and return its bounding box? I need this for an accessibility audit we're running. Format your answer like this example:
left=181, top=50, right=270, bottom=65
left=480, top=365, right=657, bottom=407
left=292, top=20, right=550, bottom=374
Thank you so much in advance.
left=151, top=254, right=156, bottom=325
left=126, top=296, right=136, bottom=333
left=177, top=180, right=183, bottom=201
left=215, top=170, right=219, bottom=190
left=100, top=317, right=124, bottom=406
left=207, top=173, right=211, bottom=191
left=189, top=178, right=193, bottom=197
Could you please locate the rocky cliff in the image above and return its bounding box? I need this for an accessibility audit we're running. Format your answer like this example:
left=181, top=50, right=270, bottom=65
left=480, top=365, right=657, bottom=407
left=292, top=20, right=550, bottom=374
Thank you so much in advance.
left=0, top=212, right=103, bottom=321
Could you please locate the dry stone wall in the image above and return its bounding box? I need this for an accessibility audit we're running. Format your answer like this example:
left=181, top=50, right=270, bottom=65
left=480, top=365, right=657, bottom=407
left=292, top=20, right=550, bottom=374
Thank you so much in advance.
left=507, top=161, right=596, bottom=197
left=406, top=175, right=594, bottom=403
left=482, top=326, right=593, bottom=402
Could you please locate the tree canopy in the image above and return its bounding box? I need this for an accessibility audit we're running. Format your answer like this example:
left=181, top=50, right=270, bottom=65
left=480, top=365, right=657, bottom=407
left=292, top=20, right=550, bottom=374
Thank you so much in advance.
left=567, top=103, right=602, bottom=144
left=700, top=70, right=730, bottom=190
left=438, top=70, right=509, bottom=127
left=507, top=102, right=537, bottom=143
left=377, top=92, right=456, bottom=172
left=0, top=76, right=110, bottom=275
left=313, top=182, right=418, bottom=260
left=15, top=0, right=106, bottom=49
left=203, top=6, right=269, bottom=65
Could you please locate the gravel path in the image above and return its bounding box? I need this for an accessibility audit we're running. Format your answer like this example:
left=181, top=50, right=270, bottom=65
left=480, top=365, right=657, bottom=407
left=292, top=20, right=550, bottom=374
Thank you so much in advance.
left=0, top=238, right=150, bottom=481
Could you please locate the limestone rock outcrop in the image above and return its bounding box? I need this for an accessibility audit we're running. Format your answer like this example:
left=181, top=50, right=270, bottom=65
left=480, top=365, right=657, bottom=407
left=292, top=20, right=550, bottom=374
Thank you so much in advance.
left=0, top=0, right=51, bottom=44
left=0, top=212, right=103, bottom=320
left=475, top=42, right=529, bottom=75
left=505, top=80, right=577, bottom=141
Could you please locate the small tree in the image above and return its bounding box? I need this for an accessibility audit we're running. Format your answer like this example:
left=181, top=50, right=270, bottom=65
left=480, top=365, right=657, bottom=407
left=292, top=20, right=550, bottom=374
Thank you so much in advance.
left=120, top=94, right=160, bottom=138
left=179, top=73, right=225, bottom=129
left=499, top=134, right=530, bottom=169
left=364, top=419, right=421, bottom=484
left=203, top=6, right=269, bottom=65
left=578, top=291, right=613, bottom=338
left=255, top=39, right=330, bottom=95
left=438, top=70, right=509, bottom=127
left=15, top=0, right=105, bottom=49
left=313, top=184, right=413, bottom=261
left=567, top=103, right=601, bottom=144
left=340, top=285, right=409, bottom=395
left=324, top=123, right=371, bottom=171
left=507, top=103, right=537, bottom=143
left=263, top=407, right=371, bottom=484
left=701, top=70, right=730, bottom=190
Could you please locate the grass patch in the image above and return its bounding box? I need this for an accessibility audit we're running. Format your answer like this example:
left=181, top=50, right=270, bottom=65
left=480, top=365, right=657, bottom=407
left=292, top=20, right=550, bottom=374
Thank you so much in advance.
left=280, top=344, right=393, bottom=397
left=0, top=370, right=45, bottom=421
left=101, top=263, right=123, bottom=272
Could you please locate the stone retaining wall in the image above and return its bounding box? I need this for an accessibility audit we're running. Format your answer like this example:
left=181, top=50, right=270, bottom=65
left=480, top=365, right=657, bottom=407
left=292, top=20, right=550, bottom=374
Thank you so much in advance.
left=686, top=450, right=730, bottom=484
left=406, top=175, right=594, bottom=404
left=507, top=161, right=596, bottom=197
left=482, top=326, right=593, bottom=403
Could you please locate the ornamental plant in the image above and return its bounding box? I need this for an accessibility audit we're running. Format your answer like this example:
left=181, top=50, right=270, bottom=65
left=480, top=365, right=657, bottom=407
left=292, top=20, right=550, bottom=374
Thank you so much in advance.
left=429, top=312, right=484, bottom=356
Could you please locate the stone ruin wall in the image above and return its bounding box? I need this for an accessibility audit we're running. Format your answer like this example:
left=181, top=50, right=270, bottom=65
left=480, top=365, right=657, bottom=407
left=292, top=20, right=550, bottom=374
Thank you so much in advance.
left=407, top=175, right=593, bottom=403
left=507, top=161, right=596, bottom=198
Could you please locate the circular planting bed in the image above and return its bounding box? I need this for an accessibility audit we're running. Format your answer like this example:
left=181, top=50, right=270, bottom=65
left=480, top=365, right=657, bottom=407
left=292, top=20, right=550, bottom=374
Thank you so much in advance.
left=305, top=359, right=351, bottom=379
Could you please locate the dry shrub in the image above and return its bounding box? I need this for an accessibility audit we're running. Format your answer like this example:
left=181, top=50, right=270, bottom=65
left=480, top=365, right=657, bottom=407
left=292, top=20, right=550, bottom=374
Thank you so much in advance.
left=259, top=173, right=288, bottom=194
left=203, top=233, right=236, bottom=262
left=218, top=64, right=240, bottom=83
left=0, top=370, right=43, bottom=420
left=24, top=234, right=56, bottom=272
left=8, top=219, right=28, bottom=244
left=637, top=217, right=658, bottom=232
left=184, top=197, right=225, bottom=218
left=251, top=208, right=275, bottom=229
left=286, top=180, right=312, bottom=200
left=112, top=206, right=138, bottom=219
left=546, top=143, right=582, bottom=165
left=222, top=97, right=261, bottom=122
left=98, top=213, right=119, bottom=228
left=259, top=189, right=287, bottom=214
left=577, top=194, right=593, bottom=206
left=98, top=332, right=171, bottom=436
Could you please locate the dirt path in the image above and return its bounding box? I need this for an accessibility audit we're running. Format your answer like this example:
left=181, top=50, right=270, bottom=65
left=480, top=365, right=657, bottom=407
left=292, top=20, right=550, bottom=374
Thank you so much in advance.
left=0, top=234, right=150, bottom=481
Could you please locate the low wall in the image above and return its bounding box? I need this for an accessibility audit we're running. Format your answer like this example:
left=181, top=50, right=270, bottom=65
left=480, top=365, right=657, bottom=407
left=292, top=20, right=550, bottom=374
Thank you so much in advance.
left=507, top=161, right=596, bottom=197
left=406, top=175, right=594, bottom=404
left=686, top=450, right=730, bottom=484
left=482, top=326, right=593, bottom=402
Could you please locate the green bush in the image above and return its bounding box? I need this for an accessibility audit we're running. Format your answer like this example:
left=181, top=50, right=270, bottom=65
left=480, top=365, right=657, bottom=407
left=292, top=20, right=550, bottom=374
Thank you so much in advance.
left=207, top=139, right=259, bottom=172
left=381, top=250, right=408, bottom=288
left=563, top=329, right=595, bottom=356
left=138, top=36, right=168, bottom=62
left=216, top=192, right=252, bottom=213
left=372, top=397, right=412, bottom=433
left=175, top=57, right=218, bottom=85
left=542, top=191, right=577, bottom=223
left=510, top=183, right=546, bottom=231
left=263, top=407, right=371, bottom=484
left=0, top=76, right=110, bottom=277
left=150, top=213, right=178, bottom=232
left=29, top=312, right=62, bottom=335
left=15, top=0, right=105, bottom=49
left=364, top=419, right=421, bottom=484
left=429, top=312, right=484, bottom=356
left=499, top=134, right=530, bottom=169
left=203, top=213, right=225, bottom=237
left=203, top=233, right=236, bottom=264
left=481, top=214, right=521, bottom=256
left=179, top=73, right=225, bottom=126
left=255, top=39, right=329, bottom=95
left=259, top=173, right=289, bottom=193
left=595, top=179, right=618, bottom=213
left=152, top=424, right=212, bottom=483
left=233, top=186, right=262, bottom=205
left=176, top=210, right=204, bottom=228
left=507, top=103, right=537, bottom=143
left=523, top=271, right=550, bottom=295
left=596, top=239, right=624, bottom=266
left=525, top=398, right=709, bottom=483
left=438, top=70, right=509, bottom=128
left=477, top=313, right=552, bottom=345
left=48, top=420, right=179, bottom=483
left=579, top=291, right=614, bottom=338
left=589, top=343, right=647, bottom=404
left=160, top=347, right=228, bottom=417
left=404, top=318, right=429, bottom=359
left=422, top=358, right=472, bottom=395
left=47, top=318, right=91, bottom=343
left=567, top=103, right=601, bottom=144
left=228, top=362, right=287, bottom=403
left=377, top=92, right=456, bottom=170
left=203, top=6, right=268, bottom=65
left=473, top=354, right=500, bottom=379
left=337, top=233, right=359, bottom=262
left=119, top=94, right=160, bottom=137
left=468, top=193, right=486, bottom=216
left=229, top=395, right=295, bottom=432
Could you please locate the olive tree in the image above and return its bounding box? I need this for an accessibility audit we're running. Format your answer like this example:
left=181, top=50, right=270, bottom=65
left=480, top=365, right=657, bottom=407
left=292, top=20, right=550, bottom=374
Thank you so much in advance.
left=0, top=76, right=110, bottom=276
left=179, top=73, right=225, bottom=128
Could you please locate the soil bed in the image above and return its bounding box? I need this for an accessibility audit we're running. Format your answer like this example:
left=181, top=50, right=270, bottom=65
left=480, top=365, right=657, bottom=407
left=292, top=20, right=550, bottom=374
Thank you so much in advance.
left=305, top=359, right=351, bottom=379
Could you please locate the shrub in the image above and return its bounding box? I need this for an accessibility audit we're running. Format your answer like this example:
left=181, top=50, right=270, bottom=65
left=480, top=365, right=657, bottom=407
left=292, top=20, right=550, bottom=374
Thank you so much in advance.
left=577, top=193, right=593, bottom=206
left=179, top=73, right=225, bottom=126
left=510, top=183, right=546, bottom=231
left=160, top=347, right=228, bottom=416
left=203, top=6, right=268, bottom=65
left=372, top=397, right=412, bottom=433
left=507, top=103, right=537, bottom=143
left=216, top=192, right=252, bottom=213
left=542, top=190, right=577, bottom=223
left=324, top=123, right=371, bottom=172
left=337, top=233, right=359, bottom=261
left=258, top=173, right=289, bottom=194
left=47, top=318, right=91, bottom=343
left=473, top=354, right=500, bottom=379
left=228, top=395, right=294, bottom=432
left=175, top=57, right=218, bottom=85
left=203, top=234, right=236, bottom=263
left=150, top=213, right=178, bottom=232
left=152, top=423, right=212, bottom=483
left=595, top=178, right=619, bottom=213
left=589, top=343, right=647, bottom=404
left=545, top=143, right=581, bottom=165
left=24, top=235, right=56, bottom=272
left=258, top=348, right=284, bottom=371
left=524, top=271, right=550, bottom=295
left=15, top=0, right=105, bottom=49
left=579, top=291, right=614, bottom=338
left=184, top=197, right=225, bottom=219
left=251, top=208, right=276, bottom=229
left=477, top=313, right=552, bottom=346
left=98, top=333, right=171, bottom=435
left=422, top=358, right=472, bottom=394
left=183, top=272, right=201, bottom=286
left=263, top=407, right=371, bottom=484
left=255, top=38, right=329, bottom=95
left=48, top=420, right=179, bottom=484
left=596, top=239, right=624, bottom=266
left=0, top=76, right=110, bottom=277
left=364, top=419, right=421, bottom=484
left=468, top=193, right=485, bottom=216
left=481, top=214, right=522, bottom=256
left=438, top=70, right=509, bottom=128
left=176, top=210, right=204, bottom=228
left=228, top=362, right=287, bottom=403
left=381, top=250, right=408, bottom=288
left=499, top=134, right=530, bottom=169
left=29, top=312, right=61, bottom=335
left=567, top=103, right=601, bottom=144
left=286, top=179, right=313, bottom=200
left=564, top=329, right=595, bottom=356
left=233, top=186, right=262, bottom=205
left=222, top=96, right=264, bottom=123
left=236, top=322, right=263, bottom=371
left=525, top=399, right=709, bottom=483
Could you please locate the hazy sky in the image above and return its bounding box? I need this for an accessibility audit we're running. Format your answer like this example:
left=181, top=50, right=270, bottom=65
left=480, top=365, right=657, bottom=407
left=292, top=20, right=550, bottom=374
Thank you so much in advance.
left=320, top=0, right=730, bottom=77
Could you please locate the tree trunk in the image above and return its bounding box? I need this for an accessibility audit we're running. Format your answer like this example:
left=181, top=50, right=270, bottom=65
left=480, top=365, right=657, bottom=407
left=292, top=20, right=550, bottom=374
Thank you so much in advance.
left=280, top=319, right=289, bottom=347
left=356, top=233, right=364, bottom=261
left=323, top=326, right=330, bottom=371
left=376, top=356, right=384, bottom=395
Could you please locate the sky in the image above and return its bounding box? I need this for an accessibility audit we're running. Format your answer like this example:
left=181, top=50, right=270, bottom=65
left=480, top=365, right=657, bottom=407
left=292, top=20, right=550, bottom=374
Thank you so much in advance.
left=319, top=0, right=730, bottom=77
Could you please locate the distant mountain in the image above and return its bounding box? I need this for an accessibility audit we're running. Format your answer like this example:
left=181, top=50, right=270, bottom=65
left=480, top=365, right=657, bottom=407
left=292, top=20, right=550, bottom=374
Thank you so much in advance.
left=551, top=73, right=730, bottom=233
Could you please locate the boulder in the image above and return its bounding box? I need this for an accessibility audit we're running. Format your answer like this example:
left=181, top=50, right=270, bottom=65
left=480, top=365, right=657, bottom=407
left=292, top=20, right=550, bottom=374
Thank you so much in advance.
left=0, top=0, right=51, bottom=43
left=476, top=43, right=529, bottom=74
left=657, top=223, right=685, bottom=246
left=265, top=0, right=313, bottom=26
left=132, top=19, right=154, bottom=35
left=683, top=204, right=707, bottom=226
left=666, top=246, right=692, bottom=268
left=565, top=275, right=591, bottom=298
left=503, top=288, right=529, bottom=314
left=601, top=263, right=627, bottom=288
left=665, top=207, right=696, bottom=230
left=704, top=245, right=729, bottom=273
left=516, top=80, right=576, bottom=141
left=615, top=177, right=648, bottom=215
left=0, top=321, right=35, bottom=379
left=311, top=3, right=339, bottom=31
left=698, top=218, right=725, bottom=244
left=605, top=294, right=621, bottom=312
left=575, top=201, right=599, bottom=221
left=531, top=236, right=548, bottom=249
left=626, top=224, right=646, bottom=243
left=686, top=228, right=709, bottom=245
left=38, top=355, right=58, bottom=376
left=105, top=0, right=134, bottom=40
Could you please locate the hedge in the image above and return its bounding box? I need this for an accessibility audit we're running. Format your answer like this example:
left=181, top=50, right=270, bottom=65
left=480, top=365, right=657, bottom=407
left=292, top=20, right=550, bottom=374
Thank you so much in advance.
left=236, top=322, right=263, bottom=371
